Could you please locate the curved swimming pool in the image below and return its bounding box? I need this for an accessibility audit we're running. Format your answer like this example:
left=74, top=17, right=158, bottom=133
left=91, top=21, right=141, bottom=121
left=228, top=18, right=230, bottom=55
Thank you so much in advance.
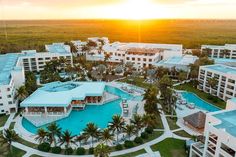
left=181, top=92, right=220, bottom=112
left=22, top=85, right=141, bottom=135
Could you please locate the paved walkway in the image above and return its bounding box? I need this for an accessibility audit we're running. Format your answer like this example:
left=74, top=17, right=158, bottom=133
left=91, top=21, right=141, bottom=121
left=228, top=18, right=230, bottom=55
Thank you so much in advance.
left=10, top=103, right=191, bottom=157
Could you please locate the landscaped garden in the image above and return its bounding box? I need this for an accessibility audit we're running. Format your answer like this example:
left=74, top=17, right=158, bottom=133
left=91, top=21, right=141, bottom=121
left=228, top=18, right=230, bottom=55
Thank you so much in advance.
left=0, top=114, right=9, bottom=127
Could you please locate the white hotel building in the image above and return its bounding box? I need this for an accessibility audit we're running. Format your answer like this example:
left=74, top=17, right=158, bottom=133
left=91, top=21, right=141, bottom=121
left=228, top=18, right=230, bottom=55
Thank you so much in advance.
left=20, top=43, right=73, bottom=72
left=201, top=44, right=236, bottom=59
left=190, top=98, right=236, bottom=157
left=86, top=42, right=183, bottom=70
left=198, top=64, right=236, bottom=101
left=0, top=43, right=73, bottom=115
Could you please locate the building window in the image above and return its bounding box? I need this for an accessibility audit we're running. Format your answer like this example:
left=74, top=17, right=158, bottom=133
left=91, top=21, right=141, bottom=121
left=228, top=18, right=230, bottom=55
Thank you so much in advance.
left=0, top=103, right=3, bottom=106
left=149, top=59, right=152, bottom=62
left=126, top=57, right=130, bottom=60
left=143, top=58, right=146, bottom=61
left=1, top=110, right=4, bottom=112
left=8, top=101, right=12, bottom=105
left=7, top=88, right=10, bottom=91
left=138, top=58, right=141, bottom=61
left=228, top=79, right=235, bottom=84
left=132, top=58, right=135, bottom=61
left=7, top=95, right=11, bottom=98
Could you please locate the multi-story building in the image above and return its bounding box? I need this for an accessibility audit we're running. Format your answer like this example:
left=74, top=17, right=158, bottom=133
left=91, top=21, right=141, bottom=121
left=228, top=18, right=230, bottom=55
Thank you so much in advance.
left=0, top=43, right=73, bottom=115
left=201, top=44, right=236, bottom=59
left=20, top=43, right=73, bottom=72
left=86, top=42, right=183, bottom=70
left=198, top=64, right=236, bottom=101
left=189, top=98, right=236, bottom=157
left=0, top=54, right=25, bottom=114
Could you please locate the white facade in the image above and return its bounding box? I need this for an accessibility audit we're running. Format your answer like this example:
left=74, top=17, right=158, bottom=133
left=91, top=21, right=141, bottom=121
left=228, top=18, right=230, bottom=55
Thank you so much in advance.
left=201, top=44, right=236, bottom=59
left=198, top=64, right=236, bottom=101
left=20, top=43, right=73, bottom=72
left=71, top=40, right=87, bottom=55
left=0, top=54, right=25, bottom=114
left=190, top=98, right=236, bottom=157
left=86, top=41, right=183, bottom=70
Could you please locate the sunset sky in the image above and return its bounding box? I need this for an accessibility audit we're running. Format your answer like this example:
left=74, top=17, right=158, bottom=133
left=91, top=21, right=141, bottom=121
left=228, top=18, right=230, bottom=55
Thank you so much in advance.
left=1, top=0, right=236, bottom=20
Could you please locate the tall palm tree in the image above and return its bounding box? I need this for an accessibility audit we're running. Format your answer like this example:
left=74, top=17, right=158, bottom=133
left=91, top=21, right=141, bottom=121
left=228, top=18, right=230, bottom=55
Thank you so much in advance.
left=1, top=129, right=18, bottom=153
left=100, top=129, right=114, bottom=145
left=35, top=128, right=48, bottom=144
left=124, top=124, right=135, bottom=140
left=109, top=115, right=125, bottom=143
left=47, top=123, right=61, bottom=146
left=208, top=77, right=218, bottom=94
left=75, top=134, right=86, bottom=147
left=142, top=114, right=157, bottom=128
left=83, top=123, right=100, bottom=147
left=59, top=130, right=76, bottom=149
left=15, top=86, right=28, bottom=101
left=94, top=143, right=111, bottom=157
left=131, top=114, right=144, bottom=136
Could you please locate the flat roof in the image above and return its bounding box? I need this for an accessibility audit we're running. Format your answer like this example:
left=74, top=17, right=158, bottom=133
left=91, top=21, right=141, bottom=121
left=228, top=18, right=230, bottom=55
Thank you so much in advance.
left=153, top=55, right=198, bottom=70
left=214, top=110, right=236, bottom=137
left=20, top=81, right=106, bottom=107
left=202, top=64, right=236, bottom=75
left=45, top=43, right=71, bottom=54
left=0, top=53, right=20, bottom=85
left=202, top=44, right=236, bottom=49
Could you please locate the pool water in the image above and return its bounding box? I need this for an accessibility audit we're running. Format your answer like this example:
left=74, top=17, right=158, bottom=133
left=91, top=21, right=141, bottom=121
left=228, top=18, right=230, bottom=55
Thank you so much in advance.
left=22, top=85, right=140, bottom=135
left=181, top=92, right=220, bottom=112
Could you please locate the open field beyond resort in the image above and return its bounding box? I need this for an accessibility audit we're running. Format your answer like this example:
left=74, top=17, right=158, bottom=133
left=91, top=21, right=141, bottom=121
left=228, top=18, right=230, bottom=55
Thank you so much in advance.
left=1, top=20, right=236, bottom=53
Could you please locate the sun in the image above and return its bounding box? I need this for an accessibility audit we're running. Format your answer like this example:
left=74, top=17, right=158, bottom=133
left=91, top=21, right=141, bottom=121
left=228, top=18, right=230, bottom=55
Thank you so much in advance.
left=122, top=0, right=155, bottom=20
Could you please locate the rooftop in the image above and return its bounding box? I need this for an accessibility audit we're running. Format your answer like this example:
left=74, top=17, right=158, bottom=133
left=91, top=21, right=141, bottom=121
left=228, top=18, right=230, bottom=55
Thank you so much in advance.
left=20, top=81, right=106, bottom=107
left=0, top=53, right=20, bottom=85
left=202, top=44, right=236, bottom=49
left=45, top=43, right=71, bottom=54
left=213, top=110, right=236, bottom=137
left=202, top=64, right=236, bottom=75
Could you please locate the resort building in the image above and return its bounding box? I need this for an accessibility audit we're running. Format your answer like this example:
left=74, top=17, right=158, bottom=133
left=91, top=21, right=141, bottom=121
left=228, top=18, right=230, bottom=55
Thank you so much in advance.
left=87, top=42, right=183, bottom=70
left=198, top=64, right=236, bottom=101
left=20, top=43, right=73, bottom=72
left=201, top=44, right=236, bottom=59
left=20, top=81, right=118, bottom=126
left=0, top=54, right=25, bottom=114
left=189, top=98, right=236, bottom=157
left=153, top=55, right=198, bottom=72
left=71, top=40, right=87, bottom=55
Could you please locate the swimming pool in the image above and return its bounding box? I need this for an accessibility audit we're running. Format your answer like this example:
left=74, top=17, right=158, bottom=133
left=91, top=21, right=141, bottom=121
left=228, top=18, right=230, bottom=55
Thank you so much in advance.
left=180, top=92, right=220, bottom=112
left=22, top=85, right=140, bottom=135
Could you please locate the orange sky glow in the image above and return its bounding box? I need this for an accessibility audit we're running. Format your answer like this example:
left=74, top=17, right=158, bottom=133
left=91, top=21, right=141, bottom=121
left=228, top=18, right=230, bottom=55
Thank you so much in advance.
left=1, top=0, right=236, bottom=20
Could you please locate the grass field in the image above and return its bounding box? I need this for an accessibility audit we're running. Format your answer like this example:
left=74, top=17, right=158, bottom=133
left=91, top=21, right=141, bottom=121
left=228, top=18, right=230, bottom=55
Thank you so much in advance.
left=1, top=20, right=236, bottom=53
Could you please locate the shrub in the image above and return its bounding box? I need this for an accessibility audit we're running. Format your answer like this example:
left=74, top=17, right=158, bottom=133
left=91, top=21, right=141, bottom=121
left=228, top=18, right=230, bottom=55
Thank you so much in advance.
left=64, top=148, right=73, bottom=155
left=76, top=147, right=86, bottom=155
left=145, top=127, right=153, bottom=134
left=141, top=132, right=149, bottom=139
left=124, top=140, right=134, bottom=148
left=89, top=147, right=94, bottom=154
left=212, top=97, right=218, bottom=103
left=38, top=142, right=51, bottom=152
left=111, top=71, right=115, bottom=75
left=134, top=137, right=143, bottom=144
left=51, top=146, right=61, bottom=154
left=115, top=144, right=123, bottom=150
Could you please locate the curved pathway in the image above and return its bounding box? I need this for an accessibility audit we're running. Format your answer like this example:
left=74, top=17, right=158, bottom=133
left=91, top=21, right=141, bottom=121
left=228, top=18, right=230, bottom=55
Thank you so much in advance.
left=10, top=104, right=190, bottom=157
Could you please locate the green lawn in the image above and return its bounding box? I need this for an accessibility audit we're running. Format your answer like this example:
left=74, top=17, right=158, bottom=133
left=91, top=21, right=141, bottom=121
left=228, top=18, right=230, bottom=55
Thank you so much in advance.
left=174, top=82, right=226, bottom=109
left=114, top=149, right=146, bottom=157
left=0, top=114, right=9, bottom=127
left=15, top=137, right=38, bottom=149
left=166, top=117, right=179, bottom=130
left=174, top=130, right=193, bottom=138
left=151, top=138, right=187, bottom=157
left=9, top=122, right=15, bottom=130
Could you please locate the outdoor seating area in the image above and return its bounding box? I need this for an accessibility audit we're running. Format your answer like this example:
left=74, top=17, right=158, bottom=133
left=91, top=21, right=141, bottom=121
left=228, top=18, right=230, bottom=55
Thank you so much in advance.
left=176, top=93, right=196, bottom=110
left=122, top=98, right=129, bottom=116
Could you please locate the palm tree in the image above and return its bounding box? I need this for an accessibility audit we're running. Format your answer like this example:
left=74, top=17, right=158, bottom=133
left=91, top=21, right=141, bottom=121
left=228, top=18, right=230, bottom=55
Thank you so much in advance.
left=208, top=78, right=218, bottom=94
left=59, top=130, right=76, bottom=149
left=75, top=134, right=86, bottom=147
left=142, top=114, right=157, bottom=128
left=109, top=115, right=125, bottom=143
left=104, top=52, right=111, bottom=63
left=142, top=87, right=159, bottom=114
left=100, top=129, right=114, bottom=145
left=15, top=86, right=28, bottom=101
left=94, top=143, right=111, bottom=157
left=124, top=124, right=135, bottom=140
left=35, top=128, right=48, bottom=144
left=83, top=123, right=100, bottom=147
left=1, top=129, right=18, bottom=153
left=47, top=123, right=61, bottom=146
left=131, top=114, right=144, bottom=136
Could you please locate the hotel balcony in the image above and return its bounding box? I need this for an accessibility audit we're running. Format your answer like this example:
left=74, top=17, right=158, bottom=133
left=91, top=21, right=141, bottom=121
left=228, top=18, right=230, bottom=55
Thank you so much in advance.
left=191, top=142, right=205, bottom=157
